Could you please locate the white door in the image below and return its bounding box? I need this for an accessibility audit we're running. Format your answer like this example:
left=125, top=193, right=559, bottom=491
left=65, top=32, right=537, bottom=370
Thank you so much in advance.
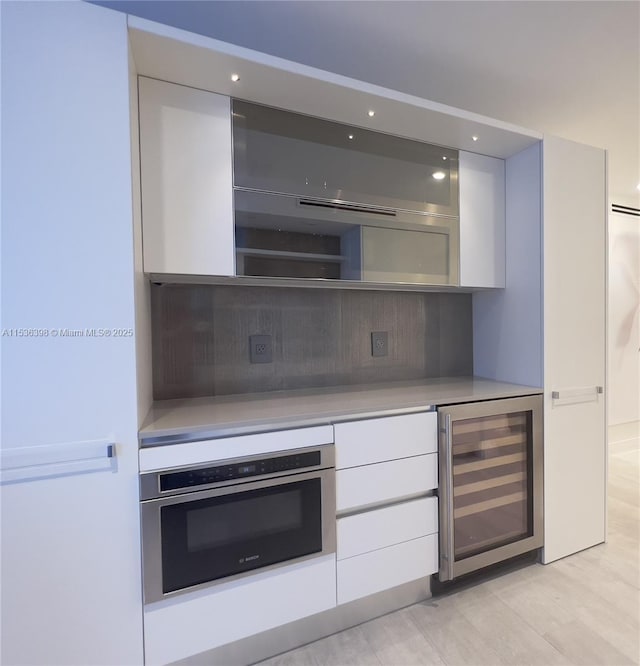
left=1, top=3, right=144, bottom=664
left=542, top=135, right=607, bottom=563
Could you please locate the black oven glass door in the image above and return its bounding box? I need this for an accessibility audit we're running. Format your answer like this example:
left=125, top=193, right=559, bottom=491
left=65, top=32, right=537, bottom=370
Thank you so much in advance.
left=160, top=477, right=322, bottom=594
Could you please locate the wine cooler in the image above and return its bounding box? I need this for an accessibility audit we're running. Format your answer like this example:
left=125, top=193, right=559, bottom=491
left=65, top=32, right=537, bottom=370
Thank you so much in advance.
left=437, top=395, right=543, bottom=581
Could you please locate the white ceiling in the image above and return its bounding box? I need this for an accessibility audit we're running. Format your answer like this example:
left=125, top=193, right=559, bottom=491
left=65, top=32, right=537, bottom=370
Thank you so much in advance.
left=97, top=0, right=640, bottom=207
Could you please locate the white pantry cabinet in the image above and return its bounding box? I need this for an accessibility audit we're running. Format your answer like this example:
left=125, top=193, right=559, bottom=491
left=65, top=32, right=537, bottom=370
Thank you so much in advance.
left=1, top=3, right=143, bottom=665
left=473, top=137, right=607, bottom=564
left=459, top=151, right=506, bottom=288
left=542, top=136, right=607, bottom=563
left=138, top=77, right=234, bottom=276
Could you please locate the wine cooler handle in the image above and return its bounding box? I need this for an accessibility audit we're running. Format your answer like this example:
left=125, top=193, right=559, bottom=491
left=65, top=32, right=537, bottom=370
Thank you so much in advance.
left=439, top=413, right=455, bottom=582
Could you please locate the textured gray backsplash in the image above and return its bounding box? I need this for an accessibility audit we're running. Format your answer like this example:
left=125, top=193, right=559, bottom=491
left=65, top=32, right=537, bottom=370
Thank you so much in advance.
left=151, top=284, right=473, bottom=399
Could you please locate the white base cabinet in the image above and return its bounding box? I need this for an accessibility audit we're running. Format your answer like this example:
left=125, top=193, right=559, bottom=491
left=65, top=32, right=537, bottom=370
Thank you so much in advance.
left=334, top=412, right=437, bottom=467
left=337, top=496, right=438, bottom=559
left=335, top=411, right=438, bottom=512
left=336, top=454, right=437, bottom=512
left=143, top=555, right=336, bottom=666
left=336, top=497, right=438, bottom=604
left=337, top=535, right=438, bottom=605
left=334, top=413, right=439, bottom=605
left=140, top=417, right=439, bottom=664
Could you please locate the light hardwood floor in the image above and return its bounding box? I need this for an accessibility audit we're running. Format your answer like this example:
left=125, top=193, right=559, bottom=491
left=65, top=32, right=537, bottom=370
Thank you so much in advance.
left=259, top=429, right=639, bottom=666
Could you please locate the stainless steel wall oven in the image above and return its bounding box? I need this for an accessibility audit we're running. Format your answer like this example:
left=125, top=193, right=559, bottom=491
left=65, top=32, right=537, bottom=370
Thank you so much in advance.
left=437, top=395, right=543, bottom=581
left=140, top=444, right=336, bottom=603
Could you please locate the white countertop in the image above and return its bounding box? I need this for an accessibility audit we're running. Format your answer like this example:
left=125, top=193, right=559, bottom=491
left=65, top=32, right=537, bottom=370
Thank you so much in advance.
left=139, top=377, right=542, bottom=445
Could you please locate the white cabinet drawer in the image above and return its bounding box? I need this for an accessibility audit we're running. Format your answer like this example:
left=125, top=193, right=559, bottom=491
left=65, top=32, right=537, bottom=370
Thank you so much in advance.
left=337, top=534, right=438, bottom=605
left=144, top=555, right=336, bottom=665
left=336, top=453, right=437, bottom=512
left=334, top=411, right=437, bottom=469
left=337, top=496, right=438, bottom=560
left=139, top=425, right=334, bottom=472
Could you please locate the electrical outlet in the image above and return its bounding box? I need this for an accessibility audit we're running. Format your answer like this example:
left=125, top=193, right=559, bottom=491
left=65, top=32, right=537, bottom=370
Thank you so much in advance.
left=249, top=334, right=273, bottom=363
left=371, top=331, right=389, bottom=357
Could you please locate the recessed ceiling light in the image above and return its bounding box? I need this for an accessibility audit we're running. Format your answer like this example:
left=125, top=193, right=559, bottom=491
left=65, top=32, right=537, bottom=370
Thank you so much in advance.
left=231, top=73, right=240, bottom=82
left=348, top=134, right=354, bottom=140
left=432, top=171, right=446, bottom=180
left=636, top=182, right=640, bottom=191
left=472, top=135, right=479, bottom=142
left=368, top=110, right=375, bottom=117
left=442, top=156, right=448, bottom=161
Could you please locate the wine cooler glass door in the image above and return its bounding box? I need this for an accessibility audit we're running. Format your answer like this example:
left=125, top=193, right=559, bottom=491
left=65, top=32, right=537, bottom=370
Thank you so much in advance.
left=439, top=395, right=543, bottom=581
left=453, top=410, right=531, bottom=558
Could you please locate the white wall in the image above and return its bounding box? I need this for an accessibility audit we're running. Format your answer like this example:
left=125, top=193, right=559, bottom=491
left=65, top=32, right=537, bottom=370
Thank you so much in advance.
left=1, top=2, right=143, bottom=664
left=608, top=210, right=640, bottom=425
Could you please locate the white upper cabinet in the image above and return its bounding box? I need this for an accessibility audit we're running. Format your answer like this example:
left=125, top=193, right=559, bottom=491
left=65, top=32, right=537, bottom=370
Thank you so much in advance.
left=459, top=151, right=506, bottom=288
left=138, top=77, right=234, bottom=276
left=137, top=77, right=509, bottom=289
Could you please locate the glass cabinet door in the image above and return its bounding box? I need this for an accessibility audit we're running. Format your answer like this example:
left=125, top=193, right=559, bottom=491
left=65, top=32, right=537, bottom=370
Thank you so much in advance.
left=451, top=411, right=532, bottom=560
left=232, top=100, right=459, bottom=216
left=233, top=189, right=459, bottom=285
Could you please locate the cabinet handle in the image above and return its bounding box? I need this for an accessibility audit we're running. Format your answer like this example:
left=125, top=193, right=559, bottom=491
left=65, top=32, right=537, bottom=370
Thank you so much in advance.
left=0, top=440, right=116, bottom=483
left=551, top=386, right=604, bottom=401
left=298, top=198, right=397, bottom=217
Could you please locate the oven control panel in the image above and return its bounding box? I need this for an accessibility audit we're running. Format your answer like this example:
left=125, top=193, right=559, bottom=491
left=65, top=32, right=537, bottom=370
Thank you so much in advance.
left=159, top=451, right=322, bottom=492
